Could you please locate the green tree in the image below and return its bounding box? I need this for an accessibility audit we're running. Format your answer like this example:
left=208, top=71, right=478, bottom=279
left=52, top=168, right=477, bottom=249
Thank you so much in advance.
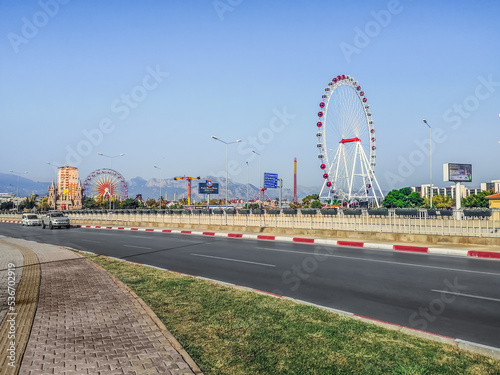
left=146, top=199, right=156, bottom=208
left=461, top=190, right=493, bottom=208
left=301, top=194, right=319, bottom=208
left=432, top=195, right=454, bottom=208
left=119, top=198, right=139, bottom=209
left=310, top=199, right=323, bottom=209
left=407, top=192, right=424, bottom=207
left=37, top=196, right=50, bottom=211
left=83, top=197, right=98, bottom=209
left=1, top=201, right=14, bottom=210
left=382, top=189, right=406, bottom=208
left=382, top=188, right=424, bottom=208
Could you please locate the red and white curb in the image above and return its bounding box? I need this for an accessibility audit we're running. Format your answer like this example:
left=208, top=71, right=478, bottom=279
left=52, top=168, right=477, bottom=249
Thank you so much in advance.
left=0, top=220, right=21, bottom=223
left=77, top=248, right=500, bottom=360
left=76, top=225, right=500, bottom=260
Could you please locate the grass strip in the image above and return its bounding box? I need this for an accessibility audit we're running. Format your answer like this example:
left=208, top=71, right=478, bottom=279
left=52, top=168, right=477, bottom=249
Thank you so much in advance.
left=84, top=253, right=500, bottom=375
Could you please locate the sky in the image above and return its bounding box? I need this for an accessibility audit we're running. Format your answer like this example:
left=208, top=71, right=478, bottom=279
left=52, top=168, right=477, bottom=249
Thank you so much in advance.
left=1, top=0, right=499, bottom=194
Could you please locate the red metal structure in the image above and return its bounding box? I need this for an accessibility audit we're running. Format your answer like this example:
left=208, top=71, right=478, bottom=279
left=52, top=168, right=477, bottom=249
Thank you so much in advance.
left=173, top=176, right=200, bottom=205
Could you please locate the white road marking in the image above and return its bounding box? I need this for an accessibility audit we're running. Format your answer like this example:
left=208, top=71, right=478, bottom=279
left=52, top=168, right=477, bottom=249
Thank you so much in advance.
left=81, top=239, right=100, bottom=243
left=123, top=245, right=152, bottom=250
left=131, top=236, right=152, bottom=239
left=255, top=247, right=500, bottom=277
left=191, top=253, right=275, bottom=267
left=431, top=290, right=500, bottom=303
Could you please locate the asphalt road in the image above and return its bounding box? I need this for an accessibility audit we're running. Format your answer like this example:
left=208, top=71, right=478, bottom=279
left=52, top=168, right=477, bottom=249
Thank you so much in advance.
left=2, top=223, right=500, bottom=348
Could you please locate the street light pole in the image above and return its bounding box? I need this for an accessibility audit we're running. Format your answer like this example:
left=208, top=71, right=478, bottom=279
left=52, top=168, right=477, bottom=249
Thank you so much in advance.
left=9, top=170, right=28, bottom=211
left=211, top=136, right=241, bottom=210
left=97, top=152, right=125, bottom=170
left=154, top=165, right=162, bottom=209
left=246, top=161, right=249, bottom=207
left=252, top=150, right=262, bottom=206
left=422, top=120, right=432, bottom=208
left=97, top=153, right=125, bottom=209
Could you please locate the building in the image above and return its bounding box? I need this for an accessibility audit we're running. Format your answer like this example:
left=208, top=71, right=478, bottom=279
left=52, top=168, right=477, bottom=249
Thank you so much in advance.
left=480, top=180, right=500, bottom=193
left=486, top=193, right=500, bottom=221
left=413, top=184, right=468, bottom=200
left=48, top=166, right=84, bottom=210
left=0, top=193, right=15, bottom=203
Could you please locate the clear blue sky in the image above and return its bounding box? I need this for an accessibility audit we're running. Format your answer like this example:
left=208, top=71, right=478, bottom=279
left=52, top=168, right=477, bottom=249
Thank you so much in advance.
left=1, top=0, right=499, bottom=192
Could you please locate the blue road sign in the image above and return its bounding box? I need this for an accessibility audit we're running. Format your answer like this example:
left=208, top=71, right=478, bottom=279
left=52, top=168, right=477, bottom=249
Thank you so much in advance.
left=199, top=182, right=219, bottom=194
left=264, top=173, right=278, bottom=189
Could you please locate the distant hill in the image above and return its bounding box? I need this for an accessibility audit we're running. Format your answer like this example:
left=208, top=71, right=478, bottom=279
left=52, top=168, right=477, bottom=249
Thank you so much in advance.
left=0, top=173, right=51, bottom=197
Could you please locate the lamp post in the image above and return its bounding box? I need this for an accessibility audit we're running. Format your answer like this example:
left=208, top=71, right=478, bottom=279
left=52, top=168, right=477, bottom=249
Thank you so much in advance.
left=9, top=170, right=28, bottom=211
left=211, top=136, right=241, bottom=210
left=154, top=165, right=163, bottom=209
left=45, top=161, right=63, bottom=181
left=246, top=161, right=249, bottom=207
left=422, top=119, right=432, bottom=208
left=97, top=152, right=125, bottom=170
left=252, top=150, right=262, bottom=206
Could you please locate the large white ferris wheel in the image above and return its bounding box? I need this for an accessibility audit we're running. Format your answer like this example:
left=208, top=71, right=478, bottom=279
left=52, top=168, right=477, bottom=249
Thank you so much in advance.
left=316, top=74, right=384, bottom=206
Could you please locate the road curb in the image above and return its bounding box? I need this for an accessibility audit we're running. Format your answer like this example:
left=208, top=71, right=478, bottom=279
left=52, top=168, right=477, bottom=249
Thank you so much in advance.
left=76, top=224, right=500, bottom=260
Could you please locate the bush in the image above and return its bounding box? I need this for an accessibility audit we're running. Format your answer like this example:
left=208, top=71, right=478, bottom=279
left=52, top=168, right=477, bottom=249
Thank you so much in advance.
left=343, top=209, right=362, bottom=216
left=395, top=209, right=419, bottom=217
left=267, top=209, right=281, bottom=215
left=320, top=209, right=337, bottom=216
left=464, top=209, right=491, bottom=217
left=300, top=209, right=317, bottom=215
left=368, top=208, right=388, bottom=216
left=282, top=209, right=297, bottom=215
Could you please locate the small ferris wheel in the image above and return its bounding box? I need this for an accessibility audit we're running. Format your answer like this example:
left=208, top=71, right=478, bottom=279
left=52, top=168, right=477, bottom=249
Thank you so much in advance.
left=316, top=74, right=384, bottom=206
left=83, top=168, right=128, bottom=200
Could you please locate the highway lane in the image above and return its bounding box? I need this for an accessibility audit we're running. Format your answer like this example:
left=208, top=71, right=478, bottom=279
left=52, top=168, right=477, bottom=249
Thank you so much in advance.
left=1, top=222, right=500, bottom=348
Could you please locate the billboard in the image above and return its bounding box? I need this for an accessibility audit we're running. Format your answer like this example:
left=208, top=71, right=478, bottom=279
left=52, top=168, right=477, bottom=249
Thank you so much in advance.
left=199, top=180, right=219, bottom=194
left=264, top=173, right=278, bottom=188
left=443, top=163, right=472, bottom=182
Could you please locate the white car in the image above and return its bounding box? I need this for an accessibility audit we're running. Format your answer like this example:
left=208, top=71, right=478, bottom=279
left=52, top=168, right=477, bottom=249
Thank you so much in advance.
left=42, top=212, right=71, bottom=229
left=21, top=213, right=41, bottom=226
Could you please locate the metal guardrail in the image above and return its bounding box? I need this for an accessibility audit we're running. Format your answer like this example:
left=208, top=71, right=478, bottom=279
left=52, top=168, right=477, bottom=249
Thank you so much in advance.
left=2, top=208, right=499, bottom=237
left=2, top=208, right=497, bottom=238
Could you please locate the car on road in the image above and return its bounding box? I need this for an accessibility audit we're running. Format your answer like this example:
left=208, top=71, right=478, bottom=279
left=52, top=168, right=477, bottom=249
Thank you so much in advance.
left=21, top=213, right=41, bottom=226
left=42, top=212, right=71, bottom=229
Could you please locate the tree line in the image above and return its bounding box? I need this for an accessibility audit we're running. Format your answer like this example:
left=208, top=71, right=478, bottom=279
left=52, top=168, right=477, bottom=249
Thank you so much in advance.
left=382, top=188, right=492, bottom=209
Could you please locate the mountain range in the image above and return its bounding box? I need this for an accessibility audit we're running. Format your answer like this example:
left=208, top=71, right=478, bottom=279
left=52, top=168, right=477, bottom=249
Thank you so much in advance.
left=0, top=173, right=320, bottom=201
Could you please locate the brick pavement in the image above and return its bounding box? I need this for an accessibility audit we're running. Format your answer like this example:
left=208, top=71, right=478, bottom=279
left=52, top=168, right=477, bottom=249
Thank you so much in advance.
left=0, top=239, right=41, bottom=375
left=0, top=241, right=24, bottom=324
left=0, top=238, right=200, bottom=375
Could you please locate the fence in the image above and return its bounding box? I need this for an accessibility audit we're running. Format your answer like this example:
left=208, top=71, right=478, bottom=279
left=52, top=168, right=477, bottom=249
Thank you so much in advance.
left=6, top=208, right=493, bottom=238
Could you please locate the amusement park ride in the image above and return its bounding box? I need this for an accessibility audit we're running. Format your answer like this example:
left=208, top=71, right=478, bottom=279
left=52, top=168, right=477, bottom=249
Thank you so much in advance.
left=316, top=74, right=384, bottom=207
left=83, top=168, right=128, bottom=208
left=174, top=176, right=200, bottom=205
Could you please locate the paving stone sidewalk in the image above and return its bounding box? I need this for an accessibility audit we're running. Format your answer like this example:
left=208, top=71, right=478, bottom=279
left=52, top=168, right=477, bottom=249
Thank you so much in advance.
left=0, top=238, right=200, bottom=375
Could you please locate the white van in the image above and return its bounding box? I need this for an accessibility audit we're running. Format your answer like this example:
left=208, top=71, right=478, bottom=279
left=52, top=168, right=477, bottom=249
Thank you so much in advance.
left=21, top=213, right=41, bottom=226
